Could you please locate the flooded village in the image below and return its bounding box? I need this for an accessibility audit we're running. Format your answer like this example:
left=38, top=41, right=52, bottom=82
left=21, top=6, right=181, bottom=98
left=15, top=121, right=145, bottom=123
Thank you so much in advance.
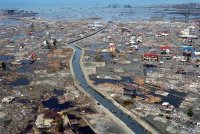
left=0, top=2, right=200, bottom=134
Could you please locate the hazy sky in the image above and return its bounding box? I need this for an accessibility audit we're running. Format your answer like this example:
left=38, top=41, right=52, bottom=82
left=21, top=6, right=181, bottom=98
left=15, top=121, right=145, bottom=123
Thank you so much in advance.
left=0, top=0, right=199, bottom=8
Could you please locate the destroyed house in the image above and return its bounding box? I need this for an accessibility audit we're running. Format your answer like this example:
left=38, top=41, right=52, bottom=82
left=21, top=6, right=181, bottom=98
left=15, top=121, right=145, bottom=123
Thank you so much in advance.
left=123, top=86, right=137, bottom=97
left=160, top=102, right=174, bottom=118
left=160, top=46, right=171, bottom=54
left=161, top=54, right=173, bottom=60
left=43, top=110, right=61, bottom=120
left=109, top=42, right=116, bottom=52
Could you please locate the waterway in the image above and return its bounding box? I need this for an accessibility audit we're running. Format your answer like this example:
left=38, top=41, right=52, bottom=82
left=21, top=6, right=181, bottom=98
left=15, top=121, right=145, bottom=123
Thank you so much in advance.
left=69, top=44, right=147, bottom=134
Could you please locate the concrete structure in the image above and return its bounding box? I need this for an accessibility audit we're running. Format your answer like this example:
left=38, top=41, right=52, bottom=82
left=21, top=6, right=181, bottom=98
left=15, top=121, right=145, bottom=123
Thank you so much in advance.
left=1, top=96, right=15, bottom=103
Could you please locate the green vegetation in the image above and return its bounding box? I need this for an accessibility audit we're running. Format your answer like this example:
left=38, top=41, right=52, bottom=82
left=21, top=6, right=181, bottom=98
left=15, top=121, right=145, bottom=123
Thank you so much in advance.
left=186, top=108, right=194, bottom=117
left=57, top=119, right=64, bottom=132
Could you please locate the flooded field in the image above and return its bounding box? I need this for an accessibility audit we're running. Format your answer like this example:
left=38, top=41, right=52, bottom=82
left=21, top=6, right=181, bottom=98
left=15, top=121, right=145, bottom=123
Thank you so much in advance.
left=90, top=75, right=134, bottom=85
left=10, top=78, right=30, bottom=87
left=0, top=55, right=15, bottom=61
left=42, top=97, right=74, bottom=111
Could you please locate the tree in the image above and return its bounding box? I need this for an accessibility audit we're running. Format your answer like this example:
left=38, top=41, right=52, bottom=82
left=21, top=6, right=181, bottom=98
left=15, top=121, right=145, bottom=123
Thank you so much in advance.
left=1, top=62, right=6, bottom=70
left=187, top=108, right=194, bottom=117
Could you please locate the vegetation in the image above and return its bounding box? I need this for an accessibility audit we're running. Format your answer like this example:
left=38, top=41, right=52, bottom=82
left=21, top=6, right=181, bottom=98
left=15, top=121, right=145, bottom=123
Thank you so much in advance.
left=57, top=119, right=64, bottom=132
left=186, top=108, right=194, bottom=117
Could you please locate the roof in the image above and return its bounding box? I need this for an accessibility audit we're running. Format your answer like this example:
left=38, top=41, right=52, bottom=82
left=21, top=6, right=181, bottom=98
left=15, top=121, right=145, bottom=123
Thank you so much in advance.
left=124, top=85, right=137, bottom=91
left=30, top=52, right=36, bottom=57
left=143, top=53, right=159, bottom=57
left=181, top=46, right=194, bottom=51
left=162, top=102, right=169, bottom=106
left=109, top=43, right=116, bottom=48
left=27, top=31, right=33, bottom=35
left=180, top=35, right=198, bottom=39
left=158, top=31, right=168, bottom=34
left=160, top=46, right=171, bottom=50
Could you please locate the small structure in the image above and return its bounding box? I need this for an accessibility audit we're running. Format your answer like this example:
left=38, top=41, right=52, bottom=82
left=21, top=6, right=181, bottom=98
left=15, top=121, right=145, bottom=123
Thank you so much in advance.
left=160, top=46, right=171, bottom=54
left=130, top=44, right=138, bottom=50
left=194, top=51, right=200, bottom=56
left=28, top=52, right=37, bottom=60
left=134, top=76, right=145, bottom=85
left=35, top=110, right=62, bottom=129
left=1, top=96, right=15, bottom=103
left=143, top=53, right=159, bottom=61
left=180, top=28, right=198, bottom=39
left=27, top=31, right=33, bottom=35
left=160, top=102, right=174, bottom=118
left=156, top=32, right=169, bottom=37
left=181, top=46, right=193, bottom=57
left=161, top=54, right=173, bottom=60
left=123, top=86, right=137, bottom=98
left=35, top=114, right=45, bottom=128
left=109, top=42, right=116, bottom=52
left=176, top=67, right=186, bottom=75
left=130, top=36, right=136, bottom=45
left=136, top=36, right=143, bottom=43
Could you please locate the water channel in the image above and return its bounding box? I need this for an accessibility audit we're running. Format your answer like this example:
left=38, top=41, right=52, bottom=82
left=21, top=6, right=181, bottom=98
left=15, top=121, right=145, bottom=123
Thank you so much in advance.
left=69, top=44, right=147, bottom=134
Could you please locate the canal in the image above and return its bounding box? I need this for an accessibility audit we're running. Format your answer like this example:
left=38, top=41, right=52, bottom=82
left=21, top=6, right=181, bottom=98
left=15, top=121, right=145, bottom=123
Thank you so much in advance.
left=69, top=44, right=147, bottom=134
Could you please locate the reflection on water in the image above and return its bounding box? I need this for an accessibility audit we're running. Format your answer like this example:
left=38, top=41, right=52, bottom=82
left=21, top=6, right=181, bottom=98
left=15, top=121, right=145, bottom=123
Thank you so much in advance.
left=91, top=76, right=133, bottom=85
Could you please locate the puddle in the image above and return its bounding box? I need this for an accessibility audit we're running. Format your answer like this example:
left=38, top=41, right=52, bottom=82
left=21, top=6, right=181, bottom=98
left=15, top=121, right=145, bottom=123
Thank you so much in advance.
left=137, top=90, right=187, bottom=108
left=10, top=78, right=30, bottom=87
left=20, top=60, right=34, bottom=65
left=16, top=60, right=36, bottom=73
left=11, top=34, right=28, bottom=40
left=53, top=89, right=66, bottom=96
left=42, top=97, right=73, bottom=111
left=122, top=100, right=134, bottom=106
left=17, top=99, right=31, bottom=104
left=68, top=114, right=81, bottom=120
left=144, top=64, right=157, bottom=74
left=31, top=105, right=38, bottom=113
left=23, top=124, right=33, bottom=133
left=101, top=52, right=113, bottom=62
left=0, top=55, right=15, bottom=61
left=77, top=126, right=95, bottom=134
left=82, top=107, right=96, bottom=114
left=16, top=65, right=29, bottom=73
left=91, top=76, right=133, bottom=85
left=3, top=119, right=12, bottom=126
left=154, top=90, right=187, bottom=108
